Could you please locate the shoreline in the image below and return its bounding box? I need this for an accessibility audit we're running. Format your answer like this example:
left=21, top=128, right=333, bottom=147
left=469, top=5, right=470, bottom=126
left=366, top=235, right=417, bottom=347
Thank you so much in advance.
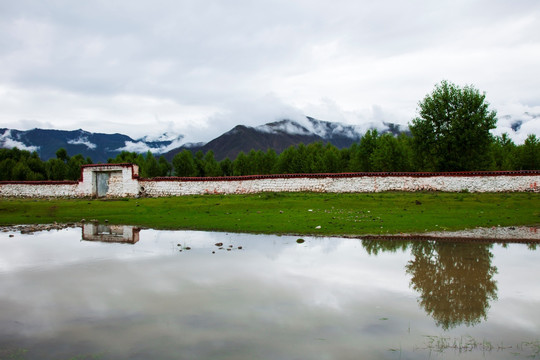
left=2, top=223, right=539, bottom=242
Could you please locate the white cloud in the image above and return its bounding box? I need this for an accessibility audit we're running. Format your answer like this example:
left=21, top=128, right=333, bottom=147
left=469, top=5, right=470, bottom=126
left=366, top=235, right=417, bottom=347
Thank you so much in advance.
left=0, top=129, right=39, bottom=152
left=300, top=100, right=400, bottom=135
left=114, top=137, right=186, bottom=155
left=67, top=137, right=96, bottom=150
left=257, top=122, right=311, bottom=136
left=140, top=131, right=183, bottom=143
left=115, top=141, right=154, bottom=154
left=492, top=105, right=540, bottom=143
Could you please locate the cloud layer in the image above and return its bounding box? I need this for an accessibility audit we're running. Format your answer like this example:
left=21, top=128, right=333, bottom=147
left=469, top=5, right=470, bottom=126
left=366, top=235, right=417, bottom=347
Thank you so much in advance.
left=0, top=130, right=40, bottom=152
left=0, top=0, right=539, bottom=144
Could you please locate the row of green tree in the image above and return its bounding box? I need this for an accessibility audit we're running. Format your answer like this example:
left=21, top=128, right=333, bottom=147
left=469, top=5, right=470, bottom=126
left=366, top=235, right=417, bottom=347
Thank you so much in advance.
left=0, top=147, right=92, bottom=181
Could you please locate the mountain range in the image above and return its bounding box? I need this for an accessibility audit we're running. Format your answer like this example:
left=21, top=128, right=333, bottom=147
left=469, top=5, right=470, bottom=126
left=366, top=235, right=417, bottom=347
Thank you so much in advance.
left=2, top=111, right=535, bottom=163
left=163, top=117, right=406, bottom=161
left=9, top=110, right=534, bottom=162
left=1, top=117, right=409, bottom=162
left=0, top=128, right=184, bottom=163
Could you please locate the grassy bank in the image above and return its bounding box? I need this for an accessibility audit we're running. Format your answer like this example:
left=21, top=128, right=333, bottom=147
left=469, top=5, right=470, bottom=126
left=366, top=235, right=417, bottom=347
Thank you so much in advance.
left=0, top=192, right=538, bottom=236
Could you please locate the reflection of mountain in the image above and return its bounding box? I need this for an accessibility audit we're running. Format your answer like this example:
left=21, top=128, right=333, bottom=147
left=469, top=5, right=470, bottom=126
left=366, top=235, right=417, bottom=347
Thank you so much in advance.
left=361, top=239, right=498, bottom=330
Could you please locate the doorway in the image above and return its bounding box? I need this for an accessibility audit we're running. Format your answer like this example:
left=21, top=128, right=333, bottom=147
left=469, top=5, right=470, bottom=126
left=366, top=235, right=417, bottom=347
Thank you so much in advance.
left=95, top=172, right=110, bottom=197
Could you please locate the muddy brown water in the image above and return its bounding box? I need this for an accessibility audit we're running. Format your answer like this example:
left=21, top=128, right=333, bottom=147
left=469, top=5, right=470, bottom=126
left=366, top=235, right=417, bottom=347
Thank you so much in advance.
left=0, top=226, right=539, bottom=359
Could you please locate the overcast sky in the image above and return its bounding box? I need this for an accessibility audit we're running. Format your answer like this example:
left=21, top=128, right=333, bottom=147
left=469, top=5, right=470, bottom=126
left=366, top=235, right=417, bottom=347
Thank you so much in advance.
left=0, top=0, right=539, bottom=144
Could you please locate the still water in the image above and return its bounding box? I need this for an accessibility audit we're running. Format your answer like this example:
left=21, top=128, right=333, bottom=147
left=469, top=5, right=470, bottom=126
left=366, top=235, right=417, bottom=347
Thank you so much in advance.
left=0, top=226, right=539, bottom=360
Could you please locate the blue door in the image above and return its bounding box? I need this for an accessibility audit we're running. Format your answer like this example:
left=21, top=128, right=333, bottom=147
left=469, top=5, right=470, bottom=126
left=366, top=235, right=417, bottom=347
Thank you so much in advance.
left=96, top=172, right=110, bottom=197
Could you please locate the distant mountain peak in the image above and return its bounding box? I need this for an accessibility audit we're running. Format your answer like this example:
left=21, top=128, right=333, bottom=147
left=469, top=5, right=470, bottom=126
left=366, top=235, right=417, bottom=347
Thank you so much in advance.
left=163, top=116, right=408, bottom=161
left=256, top=120, right=312, bottom=136
left=225, top=125, right=250, bottom=135
left=139, top=132, right=184, bottom=143
left=511, top=120, right=523, bottom=132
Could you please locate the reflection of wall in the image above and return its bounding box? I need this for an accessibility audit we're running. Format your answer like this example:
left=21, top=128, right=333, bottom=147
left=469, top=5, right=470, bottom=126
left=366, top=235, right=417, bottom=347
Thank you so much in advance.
left=82, top=224, right=140, bottom=244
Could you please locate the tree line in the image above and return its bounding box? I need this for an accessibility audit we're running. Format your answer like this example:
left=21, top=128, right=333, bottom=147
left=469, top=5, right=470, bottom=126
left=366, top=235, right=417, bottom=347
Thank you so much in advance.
left=1, top=81, right=539, bottom=181
left=1, top=130, right=538, bottom=182
left=0, top=147, right=92, bottom=181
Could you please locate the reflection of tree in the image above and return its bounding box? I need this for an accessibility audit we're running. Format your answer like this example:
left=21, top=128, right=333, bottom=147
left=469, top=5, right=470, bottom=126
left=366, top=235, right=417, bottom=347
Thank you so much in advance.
left=405, top=241, right=498, bottom=330
left=362, top=239, right=410, bottom=256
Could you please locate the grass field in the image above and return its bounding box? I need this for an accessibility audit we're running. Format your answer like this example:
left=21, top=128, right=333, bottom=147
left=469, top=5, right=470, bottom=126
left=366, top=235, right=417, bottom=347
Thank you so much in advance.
left=0, top=192, right=538, bottom=236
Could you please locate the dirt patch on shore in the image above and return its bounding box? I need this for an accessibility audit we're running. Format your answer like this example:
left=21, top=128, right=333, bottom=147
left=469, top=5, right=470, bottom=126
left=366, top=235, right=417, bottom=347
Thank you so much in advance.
left=0, top=223, right=81, bottom=234
left=421, top=226, right=539, bottom=240
left=360, top=226, right=540, bottom=243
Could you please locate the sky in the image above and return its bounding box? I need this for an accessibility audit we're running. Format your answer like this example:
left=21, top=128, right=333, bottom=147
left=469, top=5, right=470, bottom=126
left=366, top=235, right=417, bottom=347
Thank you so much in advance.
left=0, top=0, right=539, bottom=144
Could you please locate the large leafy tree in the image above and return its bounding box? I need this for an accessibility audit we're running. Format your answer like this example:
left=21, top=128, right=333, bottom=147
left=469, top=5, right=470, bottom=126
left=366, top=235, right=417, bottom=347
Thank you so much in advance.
left=410, top=80, right=497, bottom=171
left=203, top=150, right=221, bottom=177
left=143, top=151, right=160, bottom=178
left=517, top=134, right=540, bottom=170
left=349, top=129, right=379, bottom=172
left=172, top=150, right=195, bottom=177
left=491, top=133, right=517, bottom=170
left=371, top=133, right=412, bottom=172
left=233, top=151, right=249, bottom=175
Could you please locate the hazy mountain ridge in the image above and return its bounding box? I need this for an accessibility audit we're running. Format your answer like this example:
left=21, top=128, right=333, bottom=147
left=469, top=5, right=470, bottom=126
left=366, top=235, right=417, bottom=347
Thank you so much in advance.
left=164, top=124, right=323, bottom=161
left=163, top=117, right=408, bottom=161
left=3, top=113, right=533, bottom=163
left=0, top=128, right=184, bottom=163
left=2, top=117, right=392, bottom=162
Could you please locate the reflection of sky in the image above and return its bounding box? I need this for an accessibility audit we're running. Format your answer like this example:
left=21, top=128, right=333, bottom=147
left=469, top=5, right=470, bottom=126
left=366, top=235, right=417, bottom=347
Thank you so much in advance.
left=484, top=246, right=540, bottom=334
left=0, top=229, right=539, bottom=360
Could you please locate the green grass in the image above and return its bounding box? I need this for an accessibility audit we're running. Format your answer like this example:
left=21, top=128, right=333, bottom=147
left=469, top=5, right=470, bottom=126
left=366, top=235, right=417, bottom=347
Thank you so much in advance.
left=0, top=192, right=538, bottom=236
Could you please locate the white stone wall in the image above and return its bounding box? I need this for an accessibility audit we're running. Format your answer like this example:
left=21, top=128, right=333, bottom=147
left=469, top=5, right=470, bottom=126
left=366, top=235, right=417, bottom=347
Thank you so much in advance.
left=140, top=174, right=540, bottom=196
left=1, top=170, right=539, bottom=198
left=0, top=164, right=140, bottom=198
left=105, top=170, right=139, bottom=197
left=0, top=182, right=81, bottom=197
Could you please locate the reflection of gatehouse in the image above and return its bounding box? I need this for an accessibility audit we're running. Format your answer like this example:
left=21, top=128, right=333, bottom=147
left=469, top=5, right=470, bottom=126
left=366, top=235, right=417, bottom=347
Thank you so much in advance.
left=0, top=163, right=539, bottom=197
left=82, top=223, right=140, bottom=244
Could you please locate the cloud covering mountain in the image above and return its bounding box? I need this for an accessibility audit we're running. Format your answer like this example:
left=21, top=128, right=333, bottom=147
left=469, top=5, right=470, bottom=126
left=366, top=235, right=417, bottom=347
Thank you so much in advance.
left=2, top=110, right=538, bottom=163
left=0, top=1, right=539, bottom=144
left=2, top=116, right=404, bottom=162
left=0, top=128, right=184, bottom=163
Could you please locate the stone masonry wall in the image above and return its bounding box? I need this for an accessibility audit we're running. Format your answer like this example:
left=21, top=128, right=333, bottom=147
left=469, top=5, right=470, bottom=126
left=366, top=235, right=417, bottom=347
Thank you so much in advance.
left=140, top=173, right=540, bottom=196
left=0, top=163, right=140, bottom=198
left=1, top=168, right=539, bottom=198
left=0, top=181, right=81, bottom=197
